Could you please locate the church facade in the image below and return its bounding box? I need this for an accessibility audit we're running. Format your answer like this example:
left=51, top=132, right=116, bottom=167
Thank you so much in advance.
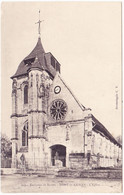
left=11, top=35, right=122, bottom=170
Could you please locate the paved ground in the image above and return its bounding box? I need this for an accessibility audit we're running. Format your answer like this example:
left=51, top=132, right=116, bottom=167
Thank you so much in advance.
left=1, top=174, right=122, bottom=193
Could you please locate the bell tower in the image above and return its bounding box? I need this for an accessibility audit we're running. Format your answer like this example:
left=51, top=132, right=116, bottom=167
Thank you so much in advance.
left=11, top=14, right=61, bottom=168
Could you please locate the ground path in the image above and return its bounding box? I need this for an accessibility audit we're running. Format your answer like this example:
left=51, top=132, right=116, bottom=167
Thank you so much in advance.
left=1, top=174, right=122, bottom=193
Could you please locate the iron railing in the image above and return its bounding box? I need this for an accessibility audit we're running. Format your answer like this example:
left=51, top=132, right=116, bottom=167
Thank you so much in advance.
left=1, top=158, right=12, bottom=168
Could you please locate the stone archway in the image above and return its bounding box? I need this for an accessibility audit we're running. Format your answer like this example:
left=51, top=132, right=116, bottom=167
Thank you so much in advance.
left=50, top=145, right=66, bottom=167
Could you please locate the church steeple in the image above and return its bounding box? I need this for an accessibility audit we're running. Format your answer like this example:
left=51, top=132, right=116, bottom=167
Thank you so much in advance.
left=11, top=14, right=61, bottom=79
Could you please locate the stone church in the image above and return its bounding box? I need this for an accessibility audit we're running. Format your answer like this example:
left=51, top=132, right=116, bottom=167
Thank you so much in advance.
left=11, top=26, right=122, bottom=170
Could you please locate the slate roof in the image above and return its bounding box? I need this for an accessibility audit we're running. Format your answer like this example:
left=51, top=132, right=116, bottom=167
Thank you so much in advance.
left=92, top=115, right=122, bottom=148
left=11, top=37, right=57, bottom=79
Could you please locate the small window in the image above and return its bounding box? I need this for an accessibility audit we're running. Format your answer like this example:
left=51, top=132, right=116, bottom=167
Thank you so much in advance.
left=22, top=122, right=28, bottom=146
left=22, top=131, right=26, bottom=146
left=24, top=57, right=35, bottom=65
left=56, top=63, right=60, bottom=73
left=51, top=56, right=55, bottom=69
left=24, top=85, right=28, bottom=104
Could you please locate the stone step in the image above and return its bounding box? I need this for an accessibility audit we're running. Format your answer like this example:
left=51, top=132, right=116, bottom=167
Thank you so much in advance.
left=15, top=166, right=61, bottom=175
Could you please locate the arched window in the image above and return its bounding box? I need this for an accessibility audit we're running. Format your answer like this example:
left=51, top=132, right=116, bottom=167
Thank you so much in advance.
left=24, top=85, right=28, bottom=104
left=22, top=122, right=28, bottom=146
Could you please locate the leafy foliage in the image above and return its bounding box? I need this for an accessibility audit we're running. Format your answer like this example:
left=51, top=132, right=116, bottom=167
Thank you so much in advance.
left=1, top=134, right=12, bottom=159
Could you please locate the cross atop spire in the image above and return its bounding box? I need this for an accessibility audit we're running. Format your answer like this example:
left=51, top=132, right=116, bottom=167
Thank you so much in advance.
left=35, top=10, right=44, bottom=37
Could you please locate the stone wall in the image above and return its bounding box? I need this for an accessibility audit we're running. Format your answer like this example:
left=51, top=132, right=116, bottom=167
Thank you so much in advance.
left=69, top=153, right=88, bottom=169
left=91, top=130, right=122, bottom=168
left=58, top=169, right=122, bottom=179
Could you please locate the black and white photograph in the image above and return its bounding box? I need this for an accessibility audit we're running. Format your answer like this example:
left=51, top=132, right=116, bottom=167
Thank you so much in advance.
left=1, top=1, right=122, bottom=193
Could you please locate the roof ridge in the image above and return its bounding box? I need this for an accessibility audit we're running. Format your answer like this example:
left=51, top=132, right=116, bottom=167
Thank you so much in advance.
left=92, top=114, right=122, bottom=147
left=55, top=73, right=86, bottom=112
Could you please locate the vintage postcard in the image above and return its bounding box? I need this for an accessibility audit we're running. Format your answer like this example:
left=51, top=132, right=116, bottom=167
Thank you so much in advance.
left=1, top=1, right=122, bottom=193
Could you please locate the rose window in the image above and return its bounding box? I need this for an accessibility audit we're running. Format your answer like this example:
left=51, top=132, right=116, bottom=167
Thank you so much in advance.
left=50, top=99, right=67, bottom=120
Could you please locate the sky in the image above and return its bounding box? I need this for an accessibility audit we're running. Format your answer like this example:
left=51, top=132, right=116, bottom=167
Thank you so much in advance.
left=1, top=1, right=122, bottom=139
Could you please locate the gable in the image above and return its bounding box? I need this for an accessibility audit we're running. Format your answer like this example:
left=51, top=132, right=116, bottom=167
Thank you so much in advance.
left=47, top=73, right=85, bottom=123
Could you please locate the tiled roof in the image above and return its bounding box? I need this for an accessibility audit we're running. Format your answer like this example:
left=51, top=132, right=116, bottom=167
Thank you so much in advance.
left=11, top=38, right=57, bottom=78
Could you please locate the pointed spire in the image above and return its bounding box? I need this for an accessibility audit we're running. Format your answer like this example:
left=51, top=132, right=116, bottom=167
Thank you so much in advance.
left=11, top=12, right=59, bottom=79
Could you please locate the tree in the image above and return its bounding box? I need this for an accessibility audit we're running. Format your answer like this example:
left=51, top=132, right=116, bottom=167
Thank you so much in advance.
left=1, top=134, right=12, bottom=159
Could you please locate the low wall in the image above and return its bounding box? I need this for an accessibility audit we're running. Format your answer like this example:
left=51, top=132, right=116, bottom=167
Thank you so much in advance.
left=1, top=168, right=16, bottom=175
left=58, top=169, right=122, bottom=179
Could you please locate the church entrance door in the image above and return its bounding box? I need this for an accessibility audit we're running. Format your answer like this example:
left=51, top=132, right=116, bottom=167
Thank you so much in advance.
left=50, top=145, right=66, bottom=167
